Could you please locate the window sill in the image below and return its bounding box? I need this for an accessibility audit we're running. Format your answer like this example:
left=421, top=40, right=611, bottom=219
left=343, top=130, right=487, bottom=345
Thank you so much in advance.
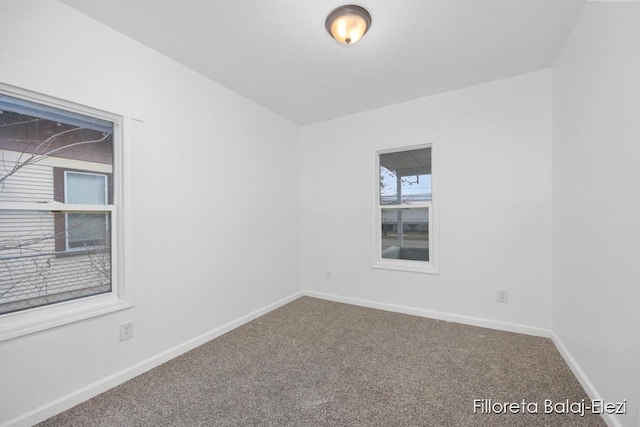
left=0, top=295, right=133, bottom=342
left=373, top=259, right=440, bottom=275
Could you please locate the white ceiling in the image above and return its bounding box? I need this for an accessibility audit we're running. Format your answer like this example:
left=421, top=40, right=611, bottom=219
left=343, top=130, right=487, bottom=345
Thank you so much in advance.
left=58, top=0, right=585, bottom=125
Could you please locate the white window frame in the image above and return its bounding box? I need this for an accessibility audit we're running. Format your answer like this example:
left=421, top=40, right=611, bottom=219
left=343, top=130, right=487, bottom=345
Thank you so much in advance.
left=0, top=83, right=135, bottom=342
left=63, top=171, right=110, bottom=252
left=373, top=140, right=440, bottom=274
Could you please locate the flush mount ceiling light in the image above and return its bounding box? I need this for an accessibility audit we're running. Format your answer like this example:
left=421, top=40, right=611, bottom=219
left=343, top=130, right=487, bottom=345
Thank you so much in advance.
left=325, top=5, right=372, bottom=46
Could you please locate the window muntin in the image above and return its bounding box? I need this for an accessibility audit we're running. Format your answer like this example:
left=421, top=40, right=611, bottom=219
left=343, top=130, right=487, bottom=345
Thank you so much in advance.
left=0, top=92, right=116, bottom=315
left=375, top=144, right=438, bottom=273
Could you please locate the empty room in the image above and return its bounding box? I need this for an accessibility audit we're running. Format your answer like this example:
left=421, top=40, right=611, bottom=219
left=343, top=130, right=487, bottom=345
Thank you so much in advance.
left=0, top=0, right=638, bottom=426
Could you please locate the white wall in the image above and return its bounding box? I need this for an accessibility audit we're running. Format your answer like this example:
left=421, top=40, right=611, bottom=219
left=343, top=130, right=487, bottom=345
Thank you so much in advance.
left=0, top=1, right=301, bottom=424
left=301, top=70, right=553, bottom=332
left=552, top=3, right=640, bottom=427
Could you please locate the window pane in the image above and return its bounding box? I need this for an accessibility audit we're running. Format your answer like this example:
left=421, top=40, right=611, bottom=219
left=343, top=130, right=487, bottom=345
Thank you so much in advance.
left=381, top=208, right=429, bottom=261
left=0, top=211, right=111, bottom=315
left=65, top=172, right=107, bottom=204
left=0, top=93, right=113, bottom=204
left=380, top=148, right=431, bottom=205
left=67, top=213, right=109, bottom=249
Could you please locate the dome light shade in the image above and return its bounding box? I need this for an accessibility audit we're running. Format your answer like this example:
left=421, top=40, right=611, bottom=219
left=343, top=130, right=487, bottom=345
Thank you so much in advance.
left=325, top=5, right=372, bottom=46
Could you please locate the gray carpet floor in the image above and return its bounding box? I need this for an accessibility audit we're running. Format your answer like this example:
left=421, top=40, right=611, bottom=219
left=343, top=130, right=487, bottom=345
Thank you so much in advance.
left=39, top=297, right=606, bottom=426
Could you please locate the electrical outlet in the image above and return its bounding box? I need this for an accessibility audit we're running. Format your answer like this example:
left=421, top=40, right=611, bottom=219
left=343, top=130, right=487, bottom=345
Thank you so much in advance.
left=496, top=290, right=508, bottom=303
left=120, top=321, right=133, bottom=341
left=326, top=270, right=332, bottom=279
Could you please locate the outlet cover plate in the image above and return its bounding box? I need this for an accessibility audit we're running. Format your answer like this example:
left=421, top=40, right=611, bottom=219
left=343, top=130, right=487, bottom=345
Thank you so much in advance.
left=120, top=321, right=133, bottom=341
left=496, top=290, right=508, bottom=303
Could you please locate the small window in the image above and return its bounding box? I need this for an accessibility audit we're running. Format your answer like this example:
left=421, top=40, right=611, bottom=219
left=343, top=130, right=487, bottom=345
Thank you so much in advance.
left=374, top=143, right=439, bottom=273
left=0, top=86, right=132, bottom=339
left=63, top=171, right=110, bottom=251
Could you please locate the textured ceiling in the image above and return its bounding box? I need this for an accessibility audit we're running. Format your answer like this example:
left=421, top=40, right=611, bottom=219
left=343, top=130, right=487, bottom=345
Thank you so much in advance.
left=57, top=0, right=585, bottom=125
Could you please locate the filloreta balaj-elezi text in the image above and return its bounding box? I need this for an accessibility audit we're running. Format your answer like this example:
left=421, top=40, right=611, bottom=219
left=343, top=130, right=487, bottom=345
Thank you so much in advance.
left=473, top=398, right=627, bottom=417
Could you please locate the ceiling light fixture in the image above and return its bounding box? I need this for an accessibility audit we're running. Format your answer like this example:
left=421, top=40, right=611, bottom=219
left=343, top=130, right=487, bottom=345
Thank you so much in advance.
left=325, top=5, right=372, bottom=46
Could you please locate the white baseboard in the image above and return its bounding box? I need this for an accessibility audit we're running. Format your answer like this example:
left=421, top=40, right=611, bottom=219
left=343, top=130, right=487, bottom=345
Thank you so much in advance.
left=2, top=291, right=304, bottom=427
left=304, top=290, right=552, bottom=337
left=550, top=332, right=622, bottom=427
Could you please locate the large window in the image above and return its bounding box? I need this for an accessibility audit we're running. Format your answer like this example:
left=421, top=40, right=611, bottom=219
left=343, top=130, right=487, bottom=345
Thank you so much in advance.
left=374, top=142, right=439, bottom=273
left=0, top=86, right=132, bottom=340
